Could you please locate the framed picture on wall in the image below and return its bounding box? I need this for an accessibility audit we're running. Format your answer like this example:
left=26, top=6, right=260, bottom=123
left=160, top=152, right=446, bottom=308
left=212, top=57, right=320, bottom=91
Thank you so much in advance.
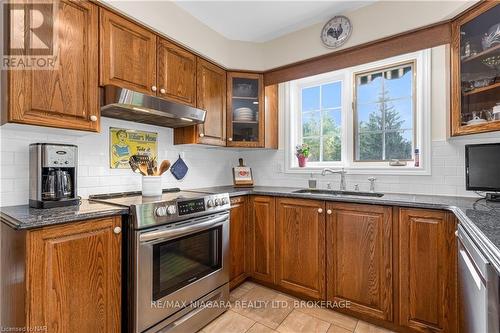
left=109, top=127, right=158, bottom=169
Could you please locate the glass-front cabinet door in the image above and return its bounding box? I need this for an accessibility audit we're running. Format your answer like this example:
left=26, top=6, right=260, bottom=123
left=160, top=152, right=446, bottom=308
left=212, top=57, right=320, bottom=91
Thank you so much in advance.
left=227, top=72, right=265, bottom=147
left=451, top=2, right=500, bottom=136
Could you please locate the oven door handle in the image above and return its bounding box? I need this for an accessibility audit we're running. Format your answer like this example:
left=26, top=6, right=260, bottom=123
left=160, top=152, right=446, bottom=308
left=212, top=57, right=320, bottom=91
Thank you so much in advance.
left=139, top=213, right=229, bottom=243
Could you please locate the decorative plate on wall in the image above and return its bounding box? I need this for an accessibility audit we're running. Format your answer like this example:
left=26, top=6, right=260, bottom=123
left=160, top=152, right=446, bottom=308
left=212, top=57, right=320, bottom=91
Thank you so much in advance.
left=321, top=15, right=352, bottom=49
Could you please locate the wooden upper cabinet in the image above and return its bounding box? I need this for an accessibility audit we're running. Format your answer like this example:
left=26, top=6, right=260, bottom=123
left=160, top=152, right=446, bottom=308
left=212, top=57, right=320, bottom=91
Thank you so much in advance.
left=450, top=2, right=500, bottom=136
left=227, top=72, right=265, bottom=148
left=173, top=58, right=227, bottom=146
left=398, top=208, right=458, bottom=333
left=326, top=203, right=393, bottom=321
left=27, top=217, right=122, bottom=332
left=248, top=196, right=276, bottom=284
left=229, top=196, right=248, bottom=288
left=99, top=9, right=156, bottom=94
left=264, top=84, right=279, bottom=149
left=276, top=198, right=326, bottom=299
left=6, top=0, right=99, bottom=131
left=157, top=38, right=196, bottom=106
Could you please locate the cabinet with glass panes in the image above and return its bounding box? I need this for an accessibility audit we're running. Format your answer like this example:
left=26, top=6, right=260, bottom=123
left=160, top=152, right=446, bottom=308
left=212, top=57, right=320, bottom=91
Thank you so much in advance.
left=227, top=72, right=265, bottom=147
left=451, top=2, right=500, bottom=136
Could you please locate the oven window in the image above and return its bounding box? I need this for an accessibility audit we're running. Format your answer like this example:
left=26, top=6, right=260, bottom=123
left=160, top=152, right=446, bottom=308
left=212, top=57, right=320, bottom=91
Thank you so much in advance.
left=152, top=226, right=222, bottom=301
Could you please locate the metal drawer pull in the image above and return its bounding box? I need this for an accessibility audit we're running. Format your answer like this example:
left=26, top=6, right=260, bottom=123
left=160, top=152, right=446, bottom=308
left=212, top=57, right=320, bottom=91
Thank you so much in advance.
left=318, top=208, right=323, bottom=213
left=327, top=209, right=332, bottom=215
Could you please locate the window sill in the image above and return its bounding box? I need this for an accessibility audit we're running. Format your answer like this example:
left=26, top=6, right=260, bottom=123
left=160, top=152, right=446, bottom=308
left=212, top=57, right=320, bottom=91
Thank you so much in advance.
left=285, top=165, right=431, bottom=176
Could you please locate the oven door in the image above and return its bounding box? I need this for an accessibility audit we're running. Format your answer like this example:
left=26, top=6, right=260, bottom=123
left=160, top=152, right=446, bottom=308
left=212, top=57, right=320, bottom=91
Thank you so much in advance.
left=135, top=212, right=229, bottom=333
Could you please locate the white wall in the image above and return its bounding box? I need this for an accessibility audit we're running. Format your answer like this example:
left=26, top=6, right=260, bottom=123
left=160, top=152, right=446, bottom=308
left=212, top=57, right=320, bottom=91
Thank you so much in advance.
left=0, top=118, right=240, bottom=207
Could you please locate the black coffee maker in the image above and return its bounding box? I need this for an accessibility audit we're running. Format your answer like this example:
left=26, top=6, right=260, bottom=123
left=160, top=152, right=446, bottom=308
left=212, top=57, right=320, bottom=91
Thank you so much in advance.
left=29, top=143, right=79, bottom=208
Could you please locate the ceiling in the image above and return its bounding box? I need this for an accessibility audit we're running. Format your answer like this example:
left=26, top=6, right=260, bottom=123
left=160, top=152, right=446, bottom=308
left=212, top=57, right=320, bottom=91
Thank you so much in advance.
left=174, top=1, right=375, bottom=43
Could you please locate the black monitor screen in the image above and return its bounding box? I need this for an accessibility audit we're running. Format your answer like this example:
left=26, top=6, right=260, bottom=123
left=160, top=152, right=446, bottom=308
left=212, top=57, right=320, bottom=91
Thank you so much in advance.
left=466, top=143, right=500, bottom=191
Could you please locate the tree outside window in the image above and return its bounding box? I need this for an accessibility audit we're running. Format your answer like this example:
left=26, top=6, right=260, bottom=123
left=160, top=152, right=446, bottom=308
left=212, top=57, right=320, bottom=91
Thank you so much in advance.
left=355, top=63, right=414, bottom=161
left=301, top=81, right=342, bottom=162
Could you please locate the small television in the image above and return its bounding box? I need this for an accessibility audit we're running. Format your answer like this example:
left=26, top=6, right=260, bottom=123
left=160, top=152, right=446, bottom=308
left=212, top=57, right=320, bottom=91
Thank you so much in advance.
left=465, top=143, right=500, bottom=201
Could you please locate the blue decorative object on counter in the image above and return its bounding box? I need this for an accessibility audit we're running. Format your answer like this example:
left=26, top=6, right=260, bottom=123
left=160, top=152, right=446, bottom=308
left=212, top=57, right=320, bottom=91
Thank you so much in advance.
left=170, top=154, right=188, bottom=180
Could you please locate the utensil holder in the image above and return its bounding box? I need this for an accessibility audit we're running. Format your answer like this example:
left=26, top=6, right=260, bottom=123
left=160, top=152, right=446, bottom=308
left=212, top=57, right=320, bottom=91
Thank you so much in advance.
left=142, top=176, right=162, bottom=196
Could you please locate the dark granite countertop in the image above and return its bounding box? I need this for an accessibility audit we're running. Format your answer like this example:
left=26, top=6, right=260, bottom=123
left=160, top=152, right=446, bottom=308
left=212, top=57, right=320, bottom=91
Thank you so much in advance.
left=193, top=185, right=500, bottom=274
left=0, top=199, right=129, bottom=230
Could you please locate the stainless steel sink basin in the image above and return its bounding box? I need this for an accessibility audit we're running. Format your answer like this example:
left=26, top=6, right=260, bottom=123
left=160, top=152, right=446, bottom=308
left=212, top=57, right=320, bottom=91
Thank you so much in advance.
left=292, top=189, right=384, bottom=197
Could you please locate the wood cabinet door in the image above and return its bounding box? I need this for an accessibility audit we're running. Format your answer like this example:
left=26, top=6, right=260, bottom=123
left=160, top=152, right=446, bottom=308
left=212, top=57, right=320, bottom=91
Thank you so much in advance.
left=398, top=208, right=457, bottom=333
left=197, top=58, right=227, bottom=146
left=157, top=38, right=196, bottom=106
left=249, top=196, right=276, bottom=284
left=326, top=203, right=393, bottom=321
left=7, top=0, right=99, bottom=131
left=229, top=196, right=247, bottom=288
left=264, top=84, right=279, bottom=149
left=276, top=198, right=326, bottom=299
left=100, top=9, right=156, bottom=94
left=26, top=216, right=122, bottom=333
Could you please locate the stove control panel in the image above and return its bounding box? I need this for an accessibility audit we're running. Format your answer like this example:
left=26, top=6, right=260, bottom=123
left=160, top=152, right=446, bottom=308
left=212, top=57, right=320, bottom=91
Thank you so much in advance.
left=178, top=198, right=206, bottom=216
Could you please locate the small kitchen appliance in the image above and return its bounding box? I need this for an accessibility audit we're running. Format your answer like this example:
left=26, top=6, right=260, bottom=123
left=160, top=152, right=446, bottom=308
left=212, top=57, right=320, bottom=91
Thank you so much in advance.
left=29, top=143, right=78, bottom=208
left=90, top=188, right=231, bottom=333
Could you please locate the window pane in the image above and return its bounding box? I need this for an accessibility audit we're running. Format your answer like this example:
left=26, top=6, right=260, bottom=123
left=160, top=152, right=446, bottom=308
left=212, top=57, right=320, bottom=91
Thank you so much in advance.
left=357, top=103, right=382, bottom=131
left=357, top=132, right=383, bottom=161
left=322, top=109, right=341, bottom=136
left=302, top=86, right=320, bottom=111
left=356, top=74, right=382, bottom=104
left=321, top=82, right=341, bottom=109
left=323, top=136, right=341, bottom=161
left=303, top=137, right=320, bottom=162
left=385, top=131, right=412, bottom=160
left=385, top=98, right=413, bottom=130
left=302, top=112, right=320, bottom=137
left=384, top=66, right=412, bottom=99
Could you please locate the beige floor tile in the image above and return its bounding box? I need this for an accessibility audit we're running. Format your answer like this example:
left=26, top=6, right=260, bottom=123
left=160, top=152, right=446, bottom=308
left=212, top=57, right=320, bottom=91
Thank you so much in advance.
left=354, top=321, right=394, bottom=333
left=247, top=322, right=277, bottom=333
left=230, top=281, right=258, bottom=302
left=295, top=306, right=357, bottom=331
left=201, top=310, right=255, bottom=333
left=232, top=285, right=295, bottom=329
left=276, top=309, right=331, bottom=333
left=327, top=324, right=353, bottom=333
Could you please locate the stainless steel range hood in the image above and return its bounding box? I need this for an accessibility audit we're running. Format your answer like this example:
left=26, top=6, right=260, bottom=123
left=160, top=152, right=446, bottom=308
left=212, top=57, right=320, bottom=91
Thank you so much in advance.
left=100, top=85, right=206, bottom=128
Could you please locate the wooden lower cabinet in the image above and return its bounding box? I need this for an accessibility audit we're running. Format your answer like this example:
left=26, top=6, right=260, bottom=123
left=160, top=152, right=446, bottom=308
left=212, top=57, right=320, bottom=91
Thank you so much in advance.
left=398, top=208, right=458, bottom=333
left=1, top=216, right=122, bottom=333
left=326, top=203, right=393, bottom=321
left=229, top=196, right=248, bottom=288
left=276, top=198, right=326, bottom=299
left=248, top=196, right=276, bottom=284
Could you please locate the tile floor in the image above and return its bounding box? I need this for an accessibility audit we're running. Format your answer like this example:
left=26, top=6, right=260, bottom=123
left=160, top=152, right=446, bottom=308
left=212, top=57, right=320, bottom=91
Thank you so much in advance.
left=201, top=282, right=395, bottom=333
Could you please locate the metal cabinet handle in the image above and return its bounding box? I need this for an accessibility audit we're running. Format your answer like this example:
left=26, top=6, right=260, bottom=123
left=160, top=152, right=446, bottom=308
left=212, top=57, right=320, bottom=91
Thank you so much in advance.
left=160, top=88, right=166, bottom=94
left=90, top=115, right=98, bottom=122
left=113, top=226, right=121, bottom=234
left=327, top=209, right=332, bottom=215
left=318, top=208, right=323, bottom=213
left=228, top=138, right=233, bottom=142
left=151, top=85, right=157, bottom=92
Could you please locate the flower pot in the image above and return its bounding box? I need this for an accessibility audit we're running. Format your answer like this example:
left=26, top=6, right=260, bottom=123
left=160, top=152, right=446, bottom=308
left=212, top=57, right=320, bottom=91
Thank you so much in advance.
left=297, top=156, right=307, bottom=168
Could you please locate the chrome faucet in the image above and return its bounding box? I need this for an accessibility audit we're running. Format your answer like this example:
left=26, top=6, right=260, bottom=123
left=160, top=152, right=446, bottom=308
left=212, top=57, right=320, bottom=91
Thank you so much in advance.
left=321, top=168, right=347, bottom=191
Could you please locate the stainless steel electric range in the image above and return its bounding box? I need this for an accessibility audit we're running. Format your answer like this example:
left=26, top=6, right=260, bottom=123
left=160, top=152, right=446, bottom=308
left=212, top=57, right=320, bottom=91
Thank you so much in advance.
left=90, top=189, right=231, bottom=333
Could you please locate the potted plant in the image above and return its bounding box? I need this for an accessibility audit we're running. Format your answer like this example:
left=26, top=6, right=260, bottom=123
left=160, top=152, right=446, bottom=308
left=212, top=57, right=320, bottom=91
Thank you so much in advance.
left=295, top=144, right=310, bottom=167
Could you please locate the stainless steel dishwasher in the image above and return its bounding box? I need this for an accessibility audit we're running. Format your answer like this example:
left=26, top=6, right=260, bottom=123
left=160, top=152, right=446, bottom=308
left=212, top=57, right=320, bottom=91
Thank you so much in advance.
left=458, top=225, right=500, bottom=333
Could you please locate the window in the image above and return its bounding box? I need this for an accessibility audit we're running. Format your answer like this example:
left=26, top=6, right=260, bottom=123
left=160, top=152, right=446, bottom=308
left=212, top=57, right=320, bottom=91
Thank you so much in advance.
left=300, top=82, right=342, bottom=162
left=286, top=49, right=431, bottom=175
left=354, top=62, right=414, bottom=161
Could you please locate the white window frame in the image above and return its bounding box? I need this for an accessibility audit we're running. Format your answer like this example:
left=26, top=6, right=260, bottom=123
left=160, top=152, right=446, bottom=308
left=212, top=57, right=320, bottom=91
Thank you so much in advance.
left=285, top=49, right=432, bottom=175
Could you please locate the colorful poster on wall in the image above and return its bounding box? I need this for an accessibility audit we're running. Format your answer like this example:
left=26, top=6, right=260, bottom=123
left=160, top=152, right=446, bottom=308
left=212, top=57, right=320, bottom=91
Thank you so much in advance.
left=109, top=127, right=158, bottom=169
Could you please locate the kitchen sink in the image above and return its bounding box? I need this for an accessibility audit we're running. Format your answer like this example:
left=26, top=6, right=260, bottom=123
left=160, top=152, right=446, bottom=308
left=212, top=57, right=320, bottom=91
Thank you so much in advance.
left=292, top=189, right=384, bottom=197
